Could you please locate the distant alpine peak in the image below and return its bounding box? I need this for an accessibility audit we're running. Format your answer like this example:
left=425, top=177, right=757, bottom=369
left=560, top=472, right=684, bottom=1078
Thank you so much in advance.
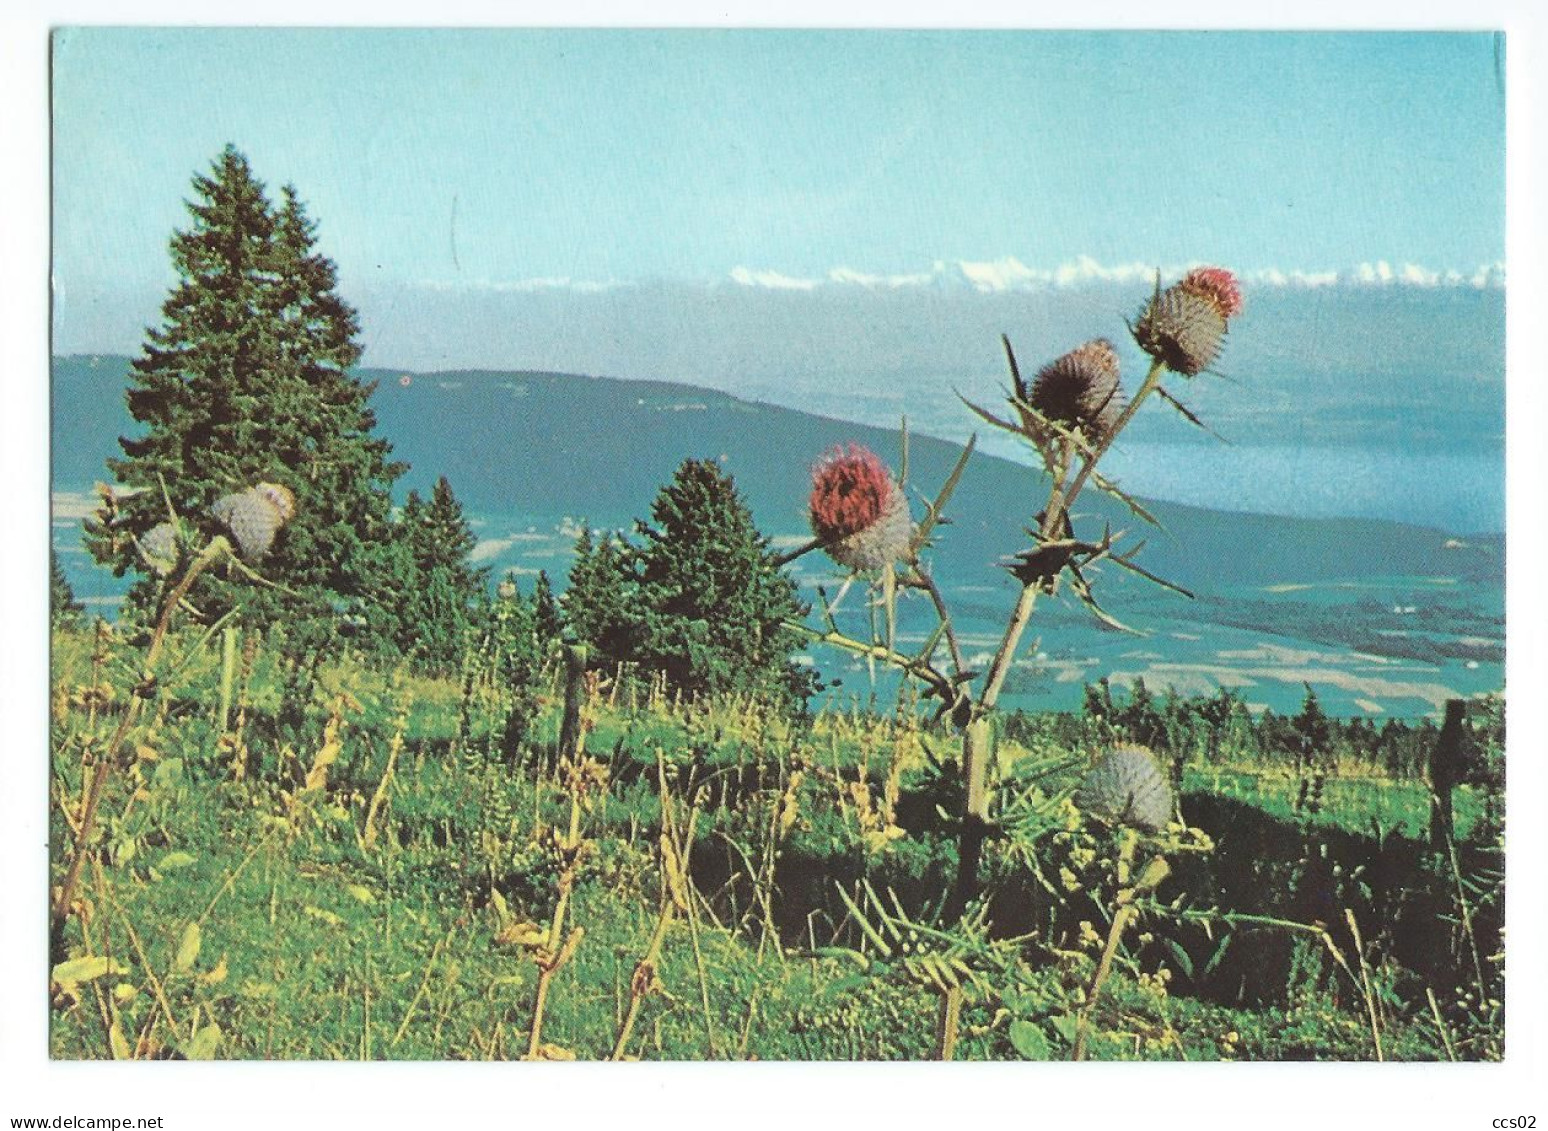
left=722, top=256, right=1506, bottom=294
left=409, top=257, right=1504, bottom=296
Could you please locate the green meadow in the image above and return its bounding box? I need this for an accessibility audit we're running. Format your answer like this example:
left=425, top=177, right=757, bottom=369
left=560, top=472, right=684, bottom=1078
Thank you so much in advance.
left=48, top=622, right=1503, bottom=1062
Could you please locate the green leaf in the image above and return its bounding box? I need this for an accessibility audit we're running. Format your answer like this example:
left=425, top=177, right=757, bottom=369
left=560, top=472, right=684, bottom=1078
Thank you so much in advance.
left=1050, top=1014, right=1079, bottom=1046
left=1008, top=1020, right=1051, bottom=1060
left=1202, top=934, right=1234, bottom=977
left=1162, top=936, right=1195, bottom=979
left=811, top=946, right=871, bottom=971
left=157, top=851, right=197, bottom=871
left=824, top=974, right=875, bottom=997
left=174, top=921, right=202, bottom=973
left=346, top=883, right=376, bottom=904
left=109, top=1019, right=133, bottom=1061
left=51, top=956, right=128, bottom=991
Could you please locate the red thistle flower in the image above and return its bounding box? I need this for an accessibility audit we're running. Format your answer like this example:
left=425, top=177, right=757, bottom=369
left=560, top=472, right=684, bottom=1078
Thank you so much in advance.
left=1179, top=266, right=1244, bottom=319
left=809, top=445, right=912, bottom=572
left=1132, top=267, right=1243, bottom=377
left=1028, top=338, right=1126, bottom=443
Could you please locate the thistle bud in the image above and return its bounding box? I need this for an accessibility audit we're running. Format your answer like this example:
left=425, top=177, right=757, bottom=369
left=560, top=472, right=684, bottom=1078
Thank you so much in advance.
left=809, top=445, right=913, bottom=573
left=1028, top=338, right=1125, bottom=443
left=1132, top=267, right=1243, bottom=377
left=1074, top=744, right=1175, bottom=834
left=139, top=522, right=179, bottom=577
left=253, top=482, right=297, bottom=523
left=212, top=482, right=297, bottom=562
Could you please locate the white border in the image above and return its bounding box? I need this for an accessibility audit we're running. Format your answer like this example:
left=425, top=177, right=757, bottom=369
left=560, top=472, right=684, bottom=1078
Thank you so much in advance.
left=5, top=6, right=1543, bottom=1128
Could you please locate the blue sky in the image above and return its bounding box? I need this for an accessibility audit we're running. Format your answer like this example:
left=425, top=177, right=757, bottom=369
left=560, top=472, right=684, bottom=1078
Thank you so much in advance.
left=53, top=28, right=1504, bottom=308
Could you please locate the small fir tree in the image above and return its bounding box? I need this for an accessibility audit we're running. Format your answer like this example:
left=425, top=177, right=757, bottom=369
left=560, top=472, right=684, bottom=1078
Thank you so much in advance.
left=380, top=476, right=485, bottom=668
left=561, top=527, right=635, bottom=671
left=530, top=569, right=564, bottom=646
left=50, top=550, right=84, bottom=627
left=629, top=458, right=811, bottom=706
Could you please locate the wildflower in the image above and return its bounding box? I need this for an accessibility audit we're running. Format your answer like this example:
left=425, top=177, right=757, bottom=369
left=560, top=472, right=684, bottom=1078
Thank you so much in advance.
left=1027, top=338, right=1125, bottom=443
left=1074, top=744, right=1176, bottom=834
left=808, top=445, right=913, bottom=572
left=1131, top=266, right=1243, bottom=376
left=211, top=481, right=297, bottom=561
left=1178, top=266, right=1244, bottom=319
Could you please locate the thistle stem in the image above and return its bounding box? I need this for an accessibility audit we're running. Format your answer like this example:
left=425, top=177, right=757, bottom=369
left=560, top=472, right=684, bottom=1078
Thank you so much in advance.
left=51, top=539, right=226, bottom=956
left=1057, top=357, right=1166, bottom=526
left=907, top=564, right=967, bottom=679
left=935, top=985, right=962, bottom=1060
left=948, top=364, right=1163, bottom=920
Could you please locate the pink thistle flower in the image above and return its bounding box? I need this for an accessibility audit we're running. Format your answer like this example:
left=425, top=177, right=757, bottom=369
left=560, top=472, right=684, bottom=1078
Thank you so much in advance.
left=1132, top=267, right=1244, bottom=377
left=809, top=445, right=913, bottom=572
left=1179, top=266, right=1244, bottom=319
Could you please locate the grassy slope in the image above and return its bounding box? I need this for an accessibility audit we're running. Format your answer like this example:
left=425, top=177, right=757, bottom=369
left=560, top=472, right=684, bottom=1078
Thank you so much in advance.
left=48, top=628, right=1500, bottom=1062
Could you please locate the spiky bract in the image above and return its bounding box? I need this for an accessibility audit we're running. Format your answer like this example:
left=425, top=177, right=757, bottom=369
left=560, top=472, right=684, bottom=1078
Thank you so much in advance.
left=1028, top=338, right=1126, bottom=443
left=139, top=522, right=179, bottom=577
left=1132, top=267, right=1242, bottom=377
left=212, top=484, right=297, bottom=561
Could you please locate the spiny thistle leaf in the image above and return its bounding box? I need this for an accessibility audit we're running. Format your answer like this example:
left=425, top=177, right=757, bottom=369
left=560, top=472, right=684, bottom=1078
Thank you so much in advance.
left=911, top=433, right=976, bottom=553
left=1154, top=384, right=1231, bottom=443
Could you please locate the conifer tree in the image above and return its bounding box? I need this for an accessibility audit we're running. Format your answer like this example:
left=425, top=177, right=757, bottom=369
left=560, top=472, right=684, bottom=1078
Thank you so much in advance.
left=381, top=476, right=485, bottom=668
left=1292, top=683, right=1332, bottom=769
left=629, top=458, right=811, bottom=706
left=487, top=573, right=546, bottom=760
left=85, top=145, right=405, bottom=647
left=531, top=569, right=564, bottom=645
left=50, top=550, right=84, bottom=626
left=561, top=527, right=635, bottom=671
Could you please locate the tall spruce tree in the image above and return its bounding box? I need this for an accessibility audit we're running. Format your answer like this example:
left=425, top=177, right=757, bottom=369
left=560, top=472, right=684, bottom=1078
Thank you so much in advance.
left=629, top=458, right=811, bottom=707
left=85, top=146, right=405, bottom=645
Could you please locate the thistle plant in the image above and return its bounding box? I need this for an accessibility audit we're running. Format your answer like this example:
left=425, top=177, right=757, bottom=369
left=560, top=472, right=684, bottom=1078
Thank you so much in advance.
left=788, top=267, right=1242, bottom=1053
left=1069, top=744, right=1176, bottom=1060
left=51, top=481, right=300, bottom=960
